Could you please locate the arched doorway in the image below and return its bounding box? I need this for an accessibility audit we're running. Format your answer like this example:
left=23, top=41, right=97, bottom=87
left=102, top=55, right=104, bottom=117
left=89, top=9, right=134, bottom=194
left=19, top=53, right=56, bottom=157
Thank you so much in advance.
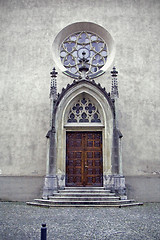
left=43, top=77, right=126, bottom=199
left=54, top=80, right=114, bottom=190
left=64, top=92, right=104, bottom=187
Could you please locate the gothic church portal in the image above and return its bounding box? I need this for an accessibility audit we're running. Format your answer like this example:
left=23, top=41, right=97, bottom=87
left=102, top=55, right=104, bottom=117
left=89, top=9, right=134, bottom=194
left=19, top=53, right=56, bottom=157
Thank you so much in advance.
left=42, top=22, right=126, bottom=200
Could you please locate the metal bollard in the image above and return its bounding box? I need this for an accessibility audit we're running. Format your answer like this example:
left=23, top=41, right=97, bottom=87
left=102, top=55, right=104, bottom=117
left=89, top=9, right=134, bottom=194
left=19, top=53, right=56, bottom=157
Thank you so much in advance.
left=41, top=223, right=47, bottom=240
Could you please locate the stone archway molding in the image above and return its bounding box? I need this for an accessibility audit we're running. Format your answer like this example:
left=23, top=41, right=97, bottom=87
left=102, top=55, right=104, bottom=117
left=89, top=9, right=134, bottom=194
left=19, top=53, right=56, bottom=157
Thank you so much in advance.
left=42, top=79, right=126, bottom=198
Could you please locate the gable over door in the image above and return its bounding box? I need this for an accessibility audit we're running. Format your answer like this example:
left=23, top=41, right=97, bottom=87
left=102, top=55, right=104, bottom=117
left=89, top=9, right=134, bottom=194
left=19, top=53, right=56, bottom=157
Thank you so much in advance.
left=66, top=131, right=103, bottom=187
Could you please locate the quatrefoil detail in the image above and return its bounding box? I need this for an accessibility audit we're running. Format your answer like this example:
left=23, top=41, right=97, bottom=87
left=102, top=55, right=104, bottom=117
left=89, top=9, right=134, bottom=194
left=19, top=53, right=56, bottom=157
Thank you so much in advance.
left=68, top=98, right=101, bottom=123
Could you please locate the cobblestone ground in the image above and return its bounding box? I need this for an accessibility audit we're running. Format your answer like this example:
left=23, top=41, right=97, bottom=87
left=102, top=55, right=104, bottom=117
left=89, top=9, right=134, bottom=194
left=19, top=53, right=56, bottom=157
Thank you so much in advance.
left=0, top=202, right=160, bottom=240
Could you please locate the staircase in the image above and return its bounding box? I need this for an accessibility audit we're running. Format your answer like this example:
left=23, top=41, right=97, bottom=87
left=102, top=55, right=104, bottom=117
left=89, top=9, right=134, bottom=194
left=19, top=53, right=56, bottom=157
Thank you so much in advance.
left=27, top=187, right=143, bottom=207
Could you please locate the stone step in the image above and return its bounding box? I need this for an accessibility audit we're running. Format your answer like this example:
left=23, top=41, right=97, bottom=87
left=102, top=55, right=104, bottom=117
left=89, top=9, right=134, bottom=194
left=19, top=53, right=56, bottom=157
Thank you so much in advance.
left=34, top=199, right=135, bottom=205
left=27, top=201, right=143, bottom=208
left=64, top=187, right=106, bottom=190
left=26, top=187, right=143, bottom=208
left=58, top=189, right=111, bottom=194
left=52, top=193, right=116, bottom=197
left=48, top=196, right=120, bottom=201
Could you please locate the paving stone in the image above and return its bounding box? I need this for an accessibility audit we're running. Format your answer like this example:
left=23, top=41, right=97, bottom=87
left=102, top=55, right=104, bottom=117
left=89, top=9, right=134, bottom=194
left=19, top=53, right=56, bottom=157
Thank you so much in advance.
left=0, top=202, right=160, bottom=240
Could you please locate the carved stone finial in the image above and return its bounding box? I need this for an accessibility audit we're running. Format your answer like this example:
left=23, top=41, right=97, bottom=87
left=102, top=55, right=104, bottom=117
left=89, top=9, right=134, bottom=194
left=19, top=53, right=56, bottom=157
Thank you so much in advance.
left=50, top=67, right=58, bottom=99
left=111, top=66, right=119, bottom=99
left=111, top=66, right=118, bottom=77
left=50, top=67, right=58, bottom=78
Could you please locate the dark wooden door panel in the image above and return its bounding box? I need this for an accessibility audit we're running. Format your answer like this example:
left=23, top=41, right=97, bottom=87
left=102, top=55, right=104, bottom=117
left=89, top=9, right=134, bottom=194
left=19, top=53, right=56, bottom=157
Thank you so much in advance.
left=66, top=132, right=103, bottom=187
left=66, top=132, right=83, bottom=186
left=84, top=132, right=103, bottom=186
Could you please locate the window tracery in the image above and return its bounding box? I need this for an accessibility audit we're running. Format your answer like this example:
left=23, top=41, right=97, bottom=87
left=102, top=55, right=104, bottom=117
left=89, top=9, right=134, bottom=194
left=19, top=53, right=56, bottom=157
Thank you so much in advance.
left=60, top=31, right=107, bottom=78
left=67, top=98, right=101, bottom=123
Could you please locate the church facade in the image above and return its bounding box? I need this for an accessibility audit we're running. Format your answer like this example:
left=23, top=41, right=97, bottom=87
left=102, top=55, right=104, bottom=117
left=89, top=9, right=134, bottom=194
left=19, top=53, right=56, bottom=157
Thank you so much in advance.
left=0, top=0, right=159, bottom=202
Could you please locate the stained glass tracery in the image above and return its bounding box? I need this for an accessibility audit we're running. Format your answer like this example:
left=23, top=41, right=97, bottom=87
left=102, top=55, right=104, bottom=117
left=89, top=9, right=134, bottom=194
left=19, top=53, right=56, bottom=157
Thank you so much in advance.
left=67, top=98, right=101, bottom=123
left=60, top=31, right=108, bottom=78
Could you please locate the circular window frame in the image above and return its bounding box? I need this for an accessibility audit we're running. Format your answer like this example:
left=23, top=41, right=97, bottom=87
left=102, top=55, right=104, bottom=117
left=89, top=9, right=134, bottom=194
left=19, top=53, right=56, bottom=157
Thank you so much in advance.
left=52, top=22, right=116, bottom=79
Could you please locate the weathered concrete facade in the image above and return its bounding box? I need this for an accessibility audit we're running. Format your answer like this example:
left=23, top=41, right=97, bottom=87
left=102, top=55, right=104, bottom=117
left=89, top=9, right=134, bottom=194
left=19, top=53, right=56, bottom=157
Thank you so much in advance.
left=0, top=0, right=159, bottom=201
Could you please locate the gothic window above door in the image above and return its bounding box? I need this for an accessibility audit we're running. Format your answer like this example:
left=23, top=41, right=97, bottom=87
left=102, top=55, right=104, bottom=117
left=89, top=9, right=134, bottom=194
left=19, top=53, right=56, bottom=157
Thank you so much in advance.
left=67, top=97, right=101, bottom=123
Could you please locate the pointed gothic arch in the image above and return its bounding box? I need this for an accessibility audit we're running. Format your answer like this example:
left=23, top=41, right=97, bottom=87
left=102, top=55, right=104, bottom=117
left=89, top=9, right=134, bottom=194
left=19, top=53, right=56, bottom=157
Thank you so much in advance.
left=49, top=80, right=115, bottom=189
left=43, top=73, right=126, bottom=199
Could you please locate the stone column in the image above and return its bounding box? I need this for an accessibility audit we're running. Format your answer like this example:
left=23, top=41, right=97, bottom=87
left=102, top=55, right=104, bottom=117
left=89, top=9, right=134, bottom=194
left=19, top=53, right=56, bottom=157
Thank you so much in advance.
left=42, top=68, right=58, bottom=199
left=106, top=66, right=126, bottom=197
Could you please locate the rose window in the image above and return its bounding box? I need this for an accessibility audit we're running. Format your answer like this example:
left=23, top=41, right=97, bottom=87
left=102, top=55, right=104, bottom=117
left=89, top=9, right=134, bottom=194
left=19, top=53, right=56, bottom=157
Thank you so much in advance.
left=60, top=31, right=108, bottom=78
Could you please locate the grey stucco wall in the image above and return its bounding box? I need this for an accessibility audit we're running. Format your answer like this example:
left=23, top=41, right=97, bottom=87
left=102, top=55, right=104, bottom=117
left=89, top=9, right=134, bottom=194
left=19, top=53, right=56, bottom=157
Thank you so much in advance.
left=0, top=176, right=44, bottom=201
left=0, top=0, right=159, bottom=201
left=126, top=176, right=160, bottom=202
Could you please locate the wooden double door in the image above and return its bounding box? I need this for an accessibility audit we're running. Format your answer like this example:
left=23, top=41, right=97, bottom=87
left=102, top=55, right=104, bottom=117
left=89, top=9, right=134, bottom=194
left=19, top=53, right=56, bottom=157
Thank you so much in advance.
left=66, top=131, right=103, bottom=187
